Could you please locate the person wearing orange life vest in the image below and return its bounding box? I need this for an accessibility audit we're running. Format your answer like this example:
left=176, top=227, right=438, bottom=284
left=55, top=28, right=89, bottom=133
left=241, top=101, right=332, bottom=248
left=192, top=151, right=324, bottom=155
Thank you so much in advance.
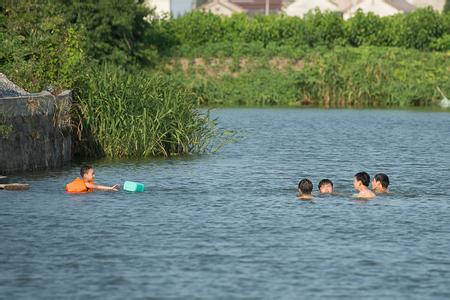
left=66, top=165, right=119, bottom=193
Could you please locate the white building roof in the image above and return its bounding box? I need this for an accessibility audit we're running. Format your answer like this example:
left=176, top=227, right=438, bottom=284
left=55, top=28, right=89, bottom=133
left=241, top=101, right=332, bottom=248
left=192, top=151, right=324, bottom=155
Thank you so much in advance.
left=284, top=0, right=340, bottom=17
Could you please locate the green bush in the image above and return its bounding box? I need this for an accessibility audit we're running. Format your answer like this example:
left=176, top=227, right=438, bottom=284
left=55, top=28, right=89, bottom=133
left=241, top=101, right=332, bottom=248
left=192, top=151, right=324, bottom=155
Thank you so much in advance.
left=270, top=15, right=307, bottom=46
left=345, top=10, right=384, bottom=46
left=167, top=9, right=449, bottom=53
left=430, top=34, right=450, bottom=51
left=171, top=11, right=224, bottom=46
left=0, top=0, right=164, bottom=90
left=303, top=10, right=345, bottom=47
left=63, top=0, right=160, bottom=65
left=0, top=1, right=86, bottom=91
left=378, top=14, right=404, bottom=47
left=442, top=12, right=450, bottom=33
left=402, top=7, right=445, bottom=50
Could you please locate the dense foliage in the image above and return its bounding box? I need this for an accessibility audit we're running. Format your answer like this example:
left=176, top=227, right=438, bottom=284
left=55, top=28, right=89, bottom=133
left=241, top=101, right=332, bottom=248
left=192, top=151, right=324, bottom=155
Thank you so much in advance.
left=0, top=1, right=85, bottom=91
left=163, top=47, right=450, bottom=107
left=167, top=9, right=450, bottom=52
left=0, top=0, right=218, bottom=159
left=2, top=3, right=449, bottom=92
left=0, top=0, right=174, bottom=91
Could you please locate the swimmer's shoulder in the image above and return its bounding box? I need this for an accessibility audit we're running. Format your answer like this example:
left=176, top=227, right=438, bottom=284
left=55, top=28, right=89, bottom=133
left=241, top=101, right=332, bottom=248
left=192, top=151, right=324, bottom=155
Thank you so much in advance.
left=298, top=195, right=313, bottom=201
left=353, top=191, right=376, bottom=199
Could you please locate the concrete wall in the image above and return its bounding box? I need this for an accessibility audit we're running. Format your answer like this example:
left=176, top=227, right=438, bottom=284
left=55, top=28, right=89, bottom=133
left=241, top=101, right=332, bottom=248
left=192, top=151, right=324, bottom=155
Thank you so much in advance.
left=0, top=91, right=72, bottom=174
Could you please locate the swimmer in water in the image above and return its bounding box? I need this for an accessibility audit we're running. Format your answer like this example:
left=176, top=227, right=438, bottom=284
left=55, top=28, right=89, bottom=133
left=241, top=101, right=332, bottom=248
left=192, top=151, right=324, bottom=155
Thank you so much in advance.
left=66, top=165, right=119, bottom=193
left=318, top=179, right=333, bottom=194
left=353, top=172, right=376, bottom=199
left=372, top=173, right=389, bottom=194
left=298, top=178, right=313, bottom=200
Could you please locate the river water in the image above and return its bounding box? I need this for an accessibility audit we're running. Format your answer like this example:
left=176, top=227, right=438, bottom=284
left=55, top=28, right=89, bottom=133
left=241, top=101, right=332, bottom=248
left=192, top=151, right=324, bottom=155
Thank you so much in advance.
left=1, top=109, right=450, bottom=299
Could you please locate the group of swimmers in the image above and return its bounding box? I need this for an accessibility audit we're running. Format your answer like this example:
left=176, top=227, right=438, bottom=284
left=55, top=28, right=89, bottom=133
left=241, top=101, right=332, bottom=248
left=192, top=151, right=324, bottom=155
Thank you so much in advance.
left=66, top=166, right=389, bottom=200
left=297, top=172, right=389, bottom=200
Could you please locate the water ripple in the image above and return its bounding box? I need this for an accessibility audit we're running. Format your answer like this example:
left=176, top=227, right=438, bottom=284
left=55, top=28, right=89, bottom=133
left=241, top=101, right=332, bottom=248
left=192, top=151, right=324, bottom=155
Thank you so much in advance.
left=1, top=109, right=450, bottom=299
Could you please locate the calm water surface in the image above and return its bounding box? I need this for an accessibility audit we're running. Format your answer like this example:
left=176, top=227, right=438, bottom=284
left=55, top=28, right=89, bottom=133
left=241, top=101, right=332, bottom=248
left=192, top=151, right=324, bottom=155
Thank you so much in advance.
left=1, top=109, right=450, bottom=299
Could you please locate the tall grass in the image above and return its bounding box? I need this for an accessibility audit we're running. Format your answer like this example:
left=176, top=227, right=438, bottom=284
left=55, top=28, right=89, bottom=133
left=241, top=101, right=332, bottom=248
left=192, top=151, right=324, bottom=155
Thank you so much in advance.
left=73, top=64, right=219, bottom=158
left=162, top=47, right=450, bottom=107
left=296, top=47, right=450, bottom=107
left=179, top=70, right=299, bottom=106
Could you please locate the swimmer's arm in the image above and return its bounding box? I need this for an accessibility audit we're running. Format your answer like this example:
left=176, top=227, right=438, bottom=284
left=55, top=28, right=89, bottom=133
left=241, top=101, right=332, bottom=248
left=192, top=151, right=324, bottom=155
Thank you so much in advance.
left=85, top=182, right=119, bottom=191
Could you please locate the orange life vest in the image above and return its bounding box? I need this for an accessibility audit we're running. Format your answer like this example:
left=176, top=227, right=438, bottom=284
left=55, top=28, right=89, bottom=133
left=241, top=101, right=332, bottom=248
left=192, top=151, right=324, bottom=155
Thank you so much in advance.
left=66, top=178, right=94, bottom=193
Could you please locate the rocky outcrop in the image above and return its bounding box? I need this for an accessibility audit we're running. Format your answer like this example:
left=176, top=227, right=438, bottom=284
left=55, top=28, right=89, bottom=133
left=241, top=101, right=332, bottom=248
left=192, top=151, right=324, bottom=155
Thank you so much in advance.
left=0, top=73, right=29, bottom=98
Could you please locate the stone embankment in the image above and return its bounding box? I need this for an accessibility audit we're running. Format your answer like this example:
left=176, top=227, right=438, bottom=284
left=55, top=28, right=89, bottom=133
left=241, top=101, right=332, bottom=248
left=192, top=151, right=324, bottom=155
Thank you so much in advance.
left=0, top=74, right=72, bottom=174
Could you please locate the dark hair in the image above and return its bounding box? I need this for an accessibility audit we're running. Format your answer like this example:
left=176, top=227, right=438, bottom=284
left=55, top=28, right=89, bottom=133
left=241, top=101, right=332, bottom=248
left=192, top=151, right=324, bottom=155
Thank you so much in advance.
left=354, top=172, right=370, bottom=187
left=298, top=179, right=313, bottom=194
left=80, top=165, right=93, bottom=177
left=318, top=179, right=333, bottom=189
left=374, top=173, right=389, bottom=188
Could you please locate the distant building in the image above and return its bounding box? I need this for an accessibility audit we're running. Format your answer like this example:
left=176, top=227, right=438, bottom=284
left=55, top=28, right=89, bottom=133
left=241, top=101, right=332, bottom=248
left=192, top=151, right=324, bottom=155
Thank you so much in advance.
left=230, top=0, right=283, bottom=15
left=284, top=0, right=341, bottom=17
left=194, top=0, right=445, bottom=18
left=343, top=0, right=416, bottom=19
left=405, top=0, right=445, bottom=11
left=332, top=0, right=354, bottom=10
left=198, top=0, right=246, bottom=16
left=144, top=0, right=195, bottom=18
left=196, top=0, right=283, bottom=15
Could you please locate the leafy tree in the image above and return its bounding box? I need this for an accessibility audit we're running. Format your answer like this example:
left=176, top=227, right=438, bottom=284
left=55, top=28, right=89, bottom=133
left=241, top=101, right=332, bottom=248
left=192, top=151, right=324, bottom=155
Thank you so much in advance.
left=0, top=1, right=84, bottom=90
left=171, top=11, right=224, bottom=46
left=64, top=0, right=158, bottom=65
left=345, top=10, right=384, bottom=46
left=402, top=7, right=444, bottom=50
left=304, top=9, right=345, bottom=47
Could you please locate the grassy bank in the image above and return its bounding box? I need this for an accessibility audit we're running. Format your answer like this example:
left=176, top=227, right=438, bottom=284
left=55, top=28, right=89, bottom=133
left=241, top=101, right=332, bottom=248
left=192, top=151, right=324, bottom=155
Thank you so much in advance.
left=161, top=46, right=450, bottom=107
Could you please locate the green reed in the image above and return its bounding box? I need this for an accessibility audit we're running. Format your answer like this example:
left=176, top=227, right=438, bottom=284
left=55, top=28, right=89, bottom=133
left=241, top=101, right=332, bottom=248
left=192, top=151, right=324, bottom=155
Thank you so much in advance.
left=163, top=46, right=449, bottom=107
left=296, top=47, right=450, bottom=107
left=73, top=64, right=220, bottom=158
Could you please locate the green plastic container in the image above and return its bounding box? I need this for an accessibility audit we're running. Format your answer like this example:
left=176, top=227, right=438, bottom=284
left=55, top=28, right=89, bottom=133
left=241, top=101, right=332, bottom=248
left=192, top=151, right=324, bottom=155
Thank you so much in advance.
left=123, top=181, right=145, bottom=192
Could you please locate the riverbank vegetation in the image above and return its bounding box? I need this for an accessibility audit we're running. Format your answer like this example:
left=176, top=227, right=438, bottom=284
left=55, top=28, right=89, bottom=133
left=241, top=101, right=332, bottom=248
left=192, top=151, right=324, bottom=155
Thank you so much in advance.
left=74, top=65, right=219, bottom=158
left=0, top=1, right=219, bottom=158
left=1, top=1, right=449, bottom=157
left=163, top=47, right=449, bottom=107
left=168, top=9, right=450, bottom=52
left=160, top=8, right=449, bottom=106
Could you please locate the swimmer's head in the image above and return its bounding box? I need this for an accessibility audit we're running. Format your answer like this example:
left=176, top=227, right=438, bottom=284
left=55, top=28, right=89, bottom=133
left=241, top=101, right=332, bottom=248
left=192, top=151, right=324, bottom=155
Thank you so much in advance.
left=354, top=172, right=370, bottom=190
left=318, top=179, right=333, bottom=193
left=372, top=173, right=389, bottom=192
left=298, top=178, right=313, bottom=195
left=80, top=165, right=95, bottom=181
